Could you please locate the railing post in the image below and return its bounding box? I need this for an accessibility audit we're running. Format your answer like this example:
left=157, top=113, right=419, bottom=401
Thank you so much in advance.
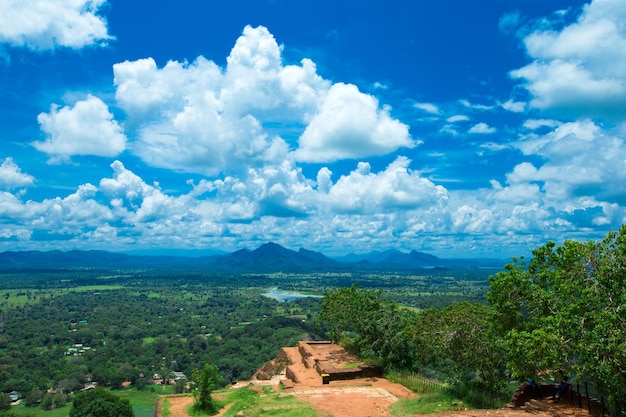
left=601, top=396, right=605, bottom=417
left=578, top=383, right=581, bottom=409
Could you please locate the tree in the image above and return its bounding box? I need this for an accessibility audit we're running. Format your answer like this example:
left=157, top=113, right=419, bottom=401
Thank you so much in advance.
left=409, top=302, right=506, bottom=395
left=488, top=226, right=626, bottom=411
left=191, top=364, right=220, bottom=413
left=69, top=388, right=134, bottom=417
left=318, top=285, right=414, bottom=368
left=0, top=393, right=11, bottom=410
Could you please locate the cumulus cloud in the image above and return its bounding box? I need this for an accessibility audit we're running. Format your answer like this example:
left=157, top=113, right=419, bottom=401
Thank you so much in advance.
left=34, top=95, right=127, bottom=161
left=0, top=158, right=34, bottom=189
left=468, top=122, right=496, bottom=134
left=511, top=0, right=626, bottom=118
left=113, top=25, right=414, bottom=173
left=0, top=0, right=112, bottom=51
left=322, top=157, right=448, bottom=213
left=295, top=83, right=416, bottom=162
left=510, top=120, right=626, bottom=204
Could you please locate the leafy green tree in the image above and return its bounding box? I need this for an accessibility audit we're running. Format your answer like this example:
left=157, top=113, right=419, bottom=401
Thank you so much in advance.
left=0, top=393, right=11, bottom=410
left=40, top=393, right=54, bottom=410
left=488, top=226, right=626, bottom=410
left=191, top=364, right=219, bottom=413
left=24, top=389, right=44, bottom=406
left=69, top=388, right=134, bottom=417
left=174, top=379, right=187, bottom=394
left=318, top=285, right=414, bottom=368
left=409, top=302, right=506, bottom=395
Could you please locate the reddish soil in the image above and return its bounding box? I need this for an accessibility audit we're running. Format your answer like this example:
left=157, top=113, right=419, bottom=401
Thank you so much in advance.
left=160, top=342, right=594, bottom=417
left=276, top=343, right=593, bottom=417
left=166, top=396, right=193, bottom=417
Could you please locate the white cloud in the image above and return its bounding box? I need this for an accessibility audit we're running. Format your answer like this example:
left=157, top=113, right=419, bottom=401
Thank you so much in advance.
left=0, top=158, right=34, bottom=189
left=511, top=0, right=626, bottom=118
left=295, top=83, right=416, bottom=162
left=510, top=120, right=626, bottom=204
left=414, top=102, right=441, bottom=114
left=0, top=0, right=112, bottom=51
left=523, top=119, right=561, bottom=130
left=501, top=99, right=526, bottom=113
left=499, top=11, right=522, bottom=34
left=458, top=99, right=493, bottom=111
left=34, top=95, right=127, bottom=160
left=323, top=157, right=448, bottom=214
left=446, top=115, right=469, bottom=123
left=113, top=25, right=413, bottom=173
left=0, top=151, right=623, bottom=257
left=468, top=122, right=496, bottom=134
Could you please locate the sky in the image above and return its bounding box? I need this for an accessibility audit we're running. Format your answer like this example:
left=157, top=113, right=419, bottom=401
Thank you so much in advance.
left=1, top=0, right=625, bottom=258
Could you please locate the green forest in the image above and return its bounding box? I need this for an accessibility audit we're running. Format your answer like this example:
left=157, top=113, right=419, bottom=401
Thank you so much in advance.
left=1, top=227, right=625, bottom=416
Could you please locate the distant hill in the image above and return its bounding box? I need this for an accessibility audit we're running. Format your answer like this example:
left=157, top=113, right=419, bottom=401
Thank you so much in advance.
left=213, top=242, right=340, bottom=272
left=335, top=249, right=504, bottom=269
left=0, top=243, right=506, bottom=273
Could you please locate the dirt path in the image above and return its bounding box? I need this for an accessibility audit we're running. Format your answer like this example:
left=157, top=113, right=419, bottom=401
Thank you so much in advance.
left=288, top=378, right=415, bottom=417
left=166, top=396, right=193, bottom=417
left=157, top=342, right=594, bottom=417
left=160, top=383, right=591, bottom=417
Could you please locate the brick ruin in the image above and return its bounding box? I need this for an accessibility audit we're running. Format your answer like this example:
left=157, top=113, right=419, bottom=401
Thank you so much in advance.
left=254, top=340, right=383, bottom=387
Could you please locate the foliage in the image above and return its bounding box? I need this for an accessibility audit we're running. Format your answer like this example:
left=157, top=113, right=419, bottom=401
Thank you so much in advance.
left=488, top=226, right=626, bottom=411
left=202, top=384, right=317, bottom=417
left=191, top=364, right=219, bottom=413
left=408, top=302, right=507, bottom=395
left=385, top=370, right=447, bottom=394
left=0, top=282, right=315, bottom=395
left=69, top=388, right=134, bottom=417
left=161, top=398, right=171, bottom=417
left=318, top=285, right=414, bottom=368
left=390, top=391, right=466, bottom=415
left=0, top=264, right=496, bottom=415
left=0, top=394, right=10, bottom=411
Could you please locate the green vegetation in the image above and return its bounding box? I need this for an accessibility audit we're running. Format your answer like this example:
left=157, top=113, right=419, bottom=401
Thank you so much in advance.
left=391, top=392, right=466, bottom=416
left=319, top=286, right=510, bottom=407
left=191, top=364, right=219, bottom=413
left=489, top=225, right=626, bottom=414
left=161, top=398, right=171, bottom=417
left=204, top=386, right=318, bottom=417
left=69, top=388, right=133, bottom=417
left=4, top=228, right=624, bottom=416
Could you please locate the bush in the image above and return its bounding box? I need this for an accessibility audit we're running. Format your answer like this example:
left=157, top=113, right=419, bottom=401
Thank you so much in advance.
left=70, top=388, right=134, bottom=417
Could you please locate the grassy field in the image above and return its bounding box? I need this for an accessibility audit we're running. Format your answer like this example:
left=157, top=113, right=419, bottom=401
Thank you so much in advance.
left=199, top=386, right=319, bottom=417
left=390, top=392, right=468, bottom=415
left=0, top=285, right=124, bottom=308
left=6, top=386, right=175, bottom=417
left=8, top=404, right=71, bottom=417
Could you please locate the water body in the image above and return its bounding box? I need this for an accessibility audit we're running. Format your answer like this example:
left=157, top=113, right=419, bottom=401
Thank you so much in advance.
left=262, top=287, right=321, bottom=302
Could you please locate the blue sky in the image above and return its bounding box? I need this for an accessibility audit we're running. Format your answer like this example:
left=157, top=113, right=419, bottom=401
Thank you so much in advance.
left=1, top=0, right=625, bottom=258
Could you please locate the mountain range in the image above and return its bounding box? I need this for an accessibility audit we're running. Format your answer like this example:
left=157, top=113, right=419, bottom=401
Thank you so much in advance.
left=0, top=243, right=506, bottom=273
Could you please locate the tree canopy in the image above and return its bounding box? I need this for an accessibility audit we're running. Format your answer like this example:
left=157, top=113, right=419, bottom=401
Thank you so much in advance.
left=69, top=388, right=134, bottom=417
left=191, top=363, right=220, bottom=413
left=488, top=226, right=626, bottom=408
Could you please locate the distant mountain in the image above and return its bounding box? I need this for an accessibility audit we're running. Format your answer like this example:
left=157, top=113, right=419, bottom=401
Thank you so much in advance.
left=335, top=249, right=505, bottom=269
left=213, top=242, right=340, bottom=272
left=0, top=249, right=196, bottom=270
left=335, top=249, right=443, bottom=268
left=0, top=243, right=506, bottom=273
left=336, top=249, right=406, bottom=264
